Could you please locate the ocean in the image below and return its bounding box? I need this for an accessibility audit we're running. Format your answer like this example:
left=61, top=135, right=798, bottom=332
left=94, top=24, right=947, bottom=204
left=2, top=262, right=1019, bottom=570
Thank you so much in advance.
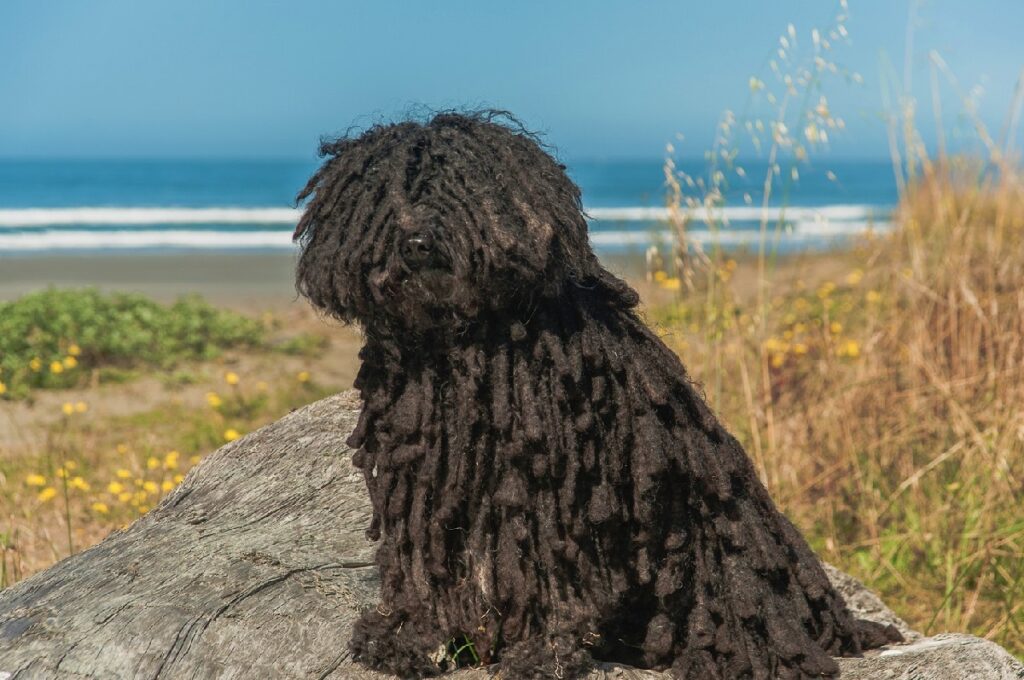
left=0, top=159, right=898, bottom=256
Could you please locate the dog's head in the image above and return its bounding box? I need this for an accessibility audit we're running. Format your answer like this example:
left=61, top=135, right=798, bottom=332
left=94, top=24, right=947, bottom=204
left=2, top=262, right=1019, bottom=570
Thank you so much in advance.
left=293, top=111, right=606, bottom=336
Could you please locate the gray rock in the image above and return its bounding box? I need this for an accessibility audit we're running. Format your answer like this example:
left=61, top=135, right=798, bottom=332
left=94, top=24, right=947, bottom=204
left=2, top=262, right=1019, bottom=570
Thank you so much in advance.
left=0, top=392, right=1018, bottom=679
left=821, top=563, right=920, bottom=642
left=839, top=634, right=1024, bottom=679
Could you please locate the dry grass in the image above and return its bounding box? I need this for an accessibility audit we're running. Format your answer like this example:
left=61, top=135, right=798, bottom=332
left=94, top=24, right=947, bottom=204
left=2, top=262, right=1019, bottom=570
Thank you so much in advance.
left=645, top=0, right=1024, bottom=657
left=645, top=160, right=1024, bottom=657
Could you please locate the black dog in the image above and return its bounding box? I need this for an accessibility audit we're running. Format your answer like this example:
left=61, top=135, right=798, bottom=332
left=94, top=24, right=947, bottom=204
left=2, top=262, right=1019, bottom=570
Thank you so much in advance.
left=294, top=111, right=899, bottom=679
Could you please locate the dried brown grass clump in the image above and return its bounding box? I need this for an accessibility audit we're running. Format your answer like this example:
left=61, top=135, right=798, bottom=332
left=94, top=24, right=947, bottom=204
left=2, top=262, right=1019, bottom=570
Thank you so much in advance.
left=650, top=159, right=1024, bottom=658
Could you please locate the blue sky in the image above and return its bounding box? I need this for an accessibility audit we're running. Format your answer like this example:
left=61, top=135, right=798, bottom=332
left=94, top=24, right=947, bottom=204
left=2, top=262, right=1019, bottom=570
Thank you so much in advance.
left=1, top=1, right=1021, bottom=161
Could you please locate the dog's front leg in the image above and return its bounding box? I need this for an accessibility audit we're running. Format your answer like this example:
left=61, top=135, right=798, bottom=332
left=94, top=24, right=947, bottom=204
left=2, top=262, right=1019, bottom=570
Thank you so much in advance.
left=349, top=606, right=442, bottom=678
left=497, top=623, right=596, bottom=680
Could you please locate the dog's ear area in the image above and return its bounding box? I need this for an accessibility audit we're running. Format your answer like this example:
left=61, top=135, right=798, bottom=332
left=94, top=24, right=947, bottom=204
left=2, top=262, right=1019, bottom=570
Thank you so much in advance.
left=293, top=217, right=356, bottom=323
left=569, top=261, right=642, bottom=310
left=295, top=259, right=353, bottom=323
left=522, top=208, right=639, bottom=308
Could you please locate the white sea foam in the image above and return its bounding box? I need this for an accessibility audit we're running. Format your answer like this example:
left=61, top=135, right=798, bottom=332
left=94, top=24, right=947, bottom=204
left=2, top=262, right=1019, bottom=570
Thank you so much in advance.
left=0, top=222, right=891, bottom=252
left=0, top=207, right=303, bottom=227
left=0, top=230, right=296, bottom=250
left=0, top=204, right=890, bottom=228
left=590, top=222, right=891, bottom=247
left=586, top=203, right=888, bottom=222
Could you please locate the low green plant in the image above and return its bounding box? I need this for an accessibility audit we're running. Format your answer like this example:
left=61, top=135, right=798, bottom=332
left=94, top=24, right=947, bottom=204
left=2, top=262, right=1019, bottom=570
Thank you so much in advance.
left=0, top=289, right=265, bottom=399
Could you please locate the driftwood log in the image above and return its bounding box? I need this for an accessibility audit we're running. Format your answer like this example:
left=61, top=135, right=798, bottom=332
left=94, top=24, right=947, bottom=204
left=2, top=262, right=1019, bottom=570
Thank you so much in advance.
left=0, top=392, right=1020, bottom=679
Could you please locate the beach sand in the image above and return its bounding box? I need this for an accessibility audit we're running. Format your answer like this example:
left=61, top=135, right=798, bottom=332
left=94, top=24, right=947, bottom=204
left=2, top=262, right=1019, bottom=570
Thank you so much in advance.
left=0, top=251, right=656, bottom=310
left=0, top=252, right=304, bottom=311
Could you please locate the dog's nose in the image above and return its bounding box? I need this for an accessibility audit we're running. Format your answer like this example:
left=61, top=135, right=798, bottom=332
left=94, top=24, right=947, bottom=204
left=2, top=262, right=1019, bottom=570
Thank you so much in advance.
left=401, top=232, right=434, bottom=267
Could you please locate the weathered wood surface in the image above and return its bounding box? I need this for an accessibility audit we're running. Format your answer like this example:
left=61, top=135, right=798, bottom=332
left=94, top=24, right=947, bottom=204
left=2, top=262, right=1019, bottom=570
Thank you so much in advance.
left=0, top=392, right=1020, bottom=679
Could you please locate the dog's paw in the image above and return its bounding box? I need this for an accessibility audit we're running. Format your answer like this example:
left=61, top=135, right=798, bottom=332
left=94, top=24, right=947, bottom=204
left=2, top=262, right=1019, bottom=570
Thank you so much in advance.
left=498, top=634, right=593, bottom=680
left=349, top=609, right=441, bottom=678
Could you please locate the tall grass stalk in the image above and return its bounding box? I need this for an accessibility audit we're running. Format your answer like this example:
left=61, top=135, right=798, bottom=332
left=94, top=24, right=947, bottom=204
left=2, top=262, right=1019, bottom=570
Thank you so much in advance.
left=652, top=0, right=1024, bottom=657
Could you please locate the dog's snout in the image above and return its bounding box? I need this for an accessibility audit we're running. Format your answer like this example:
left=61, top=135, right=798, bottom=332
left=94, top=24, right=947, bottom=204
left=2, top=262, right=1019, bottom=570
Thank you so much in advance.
left=402, top=232, right=434, bottom=266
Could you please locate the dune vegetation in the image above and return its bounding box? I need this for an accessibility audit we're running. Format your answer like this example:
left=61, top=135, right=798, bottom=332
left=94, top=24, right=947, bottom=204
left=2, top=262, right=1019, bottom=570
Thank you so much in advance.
left=643, top=159, right=1024, bottom=657
left=635, top=1, right=1024, bottom=656
left=0, top=297, right=342, bottom=587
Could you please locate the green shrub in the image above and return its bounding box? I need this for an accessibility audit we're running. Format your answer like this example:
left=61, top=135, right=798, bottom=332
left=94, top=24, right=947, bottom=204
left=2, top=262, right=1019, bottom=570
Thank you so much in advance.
left=0, top=289, right=264, bottom=399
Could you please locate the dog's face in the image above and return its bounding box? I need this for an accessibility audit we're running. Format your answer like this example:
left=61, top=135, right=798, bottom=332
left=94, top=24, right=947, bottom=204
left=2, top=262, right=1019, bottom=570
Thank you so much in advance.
left=294, top=113, right=599, bottom=336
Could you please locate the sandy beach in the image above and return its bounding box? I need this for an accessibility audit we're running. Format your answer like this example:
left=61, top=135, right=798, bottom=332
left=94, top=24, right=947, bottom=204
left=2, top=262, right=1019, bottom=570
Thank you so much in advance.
left=0, top=250, right=657, bottom=310
left=0, top=252, right=304, bottom=310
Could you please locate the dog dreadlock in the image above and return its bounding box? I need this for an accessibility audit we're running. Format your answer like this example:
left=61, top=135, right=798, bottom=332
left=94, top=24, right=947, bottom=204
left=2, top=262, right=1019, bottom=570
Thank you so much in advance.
left=294, top=111, right=900, bottom=679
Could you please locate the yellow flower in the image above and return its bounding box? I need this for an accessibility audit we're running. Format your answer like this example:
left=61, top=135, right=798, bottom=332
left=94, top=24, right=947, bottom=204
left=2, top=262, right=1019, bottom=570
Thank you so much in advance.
left=29, top=357, right=42, bottom=371
left=653, top=270, right=668, bottom=282
left=224, top=372, right=240, bottom=386
left=69, top=476, right=90, bottom=491
left=108, top=481, right=125, bottom=495
left=65, top=460, right=78, bottom=470
left=138, top=505, right=151, bottom=514
left=116, top=443, right=129, bottom=455
left=793, top=342, right=809, bottom=355
left=116, top=468, right=132, bottom=479
left=205, top=392, right=223, bottom=408
left=68, top=343, right=82, bottom=356
left=816, top=282, right=836, bottom=299
left=37, top=487, right=58, bottom=502
left=146, top=456, right=160, bottom=470
left=845, top=269, right=864, bottom=285
left=661, top=277, right=682, bottom=291
left=118, top=491, right=133, bottom=503
left=142, top=481, right=159, bottom=494
left=0, top=381, right=6, bottom=396
left=829, top=321, right=843, bottom=334
left=74, top=401, right=87, bottom=413
left=50, top=361, right=65, bottom=374
left=25, top=473, right=46, bottom=487
left=164, top=451, right=179, bottom=470
left=297, top=371, right=311, bottom=383
left=173, top=474, right=185, bottom=484
left=189, top=455, right=201, bottom=466
left=63, top=356, right=78, bottom=369
left=837, top=339, right=861, bottom=358
left=770, top=354, right=785, bottom=368
left=161, top=480, right=175, bottom=492
left=91, top=502, right=109, bottom=514
left=56, top=467, right=69, bottom=479
left=61, top=402, right=74, bottom=415
left=866, top=290, right=881, bottom=304
left=223, top=428, right=241, bottom=442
